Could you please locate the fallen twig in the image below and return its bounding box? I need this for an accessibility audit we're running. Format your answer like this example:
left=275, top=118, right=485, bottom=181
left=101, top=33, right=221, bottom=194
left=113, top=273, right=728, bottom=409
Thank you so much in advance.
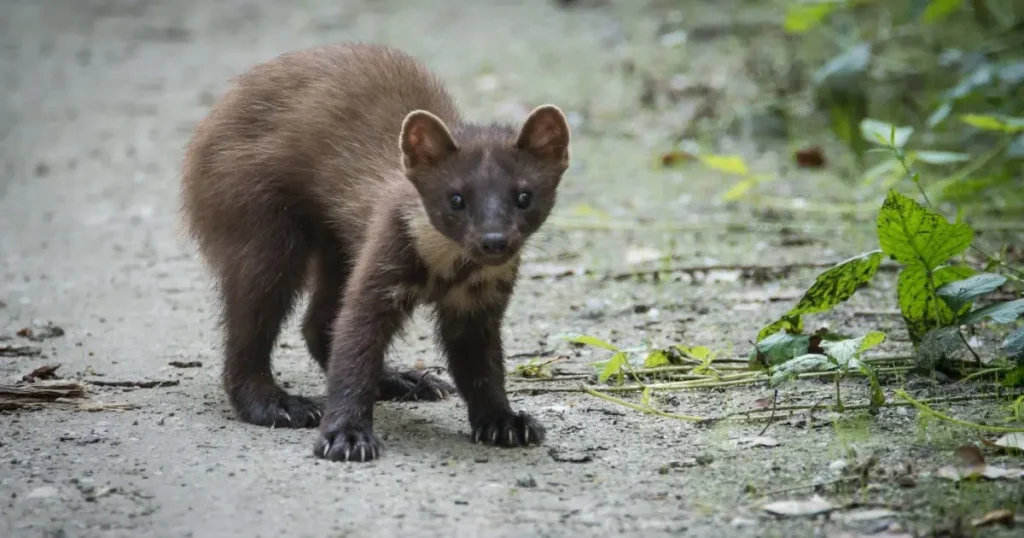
left=728, top=392, right=1024, bottom=419
left=603, top=261, right=901, bottom=282
left=894, top=389, right=1024, bottom=433
left=0, top=343, right=43, bottom=357
left=84, top=378, right=180, bottom=388
left=0, top=380, right=87, bottom=400
left=580, top=385, right=704, bottom=422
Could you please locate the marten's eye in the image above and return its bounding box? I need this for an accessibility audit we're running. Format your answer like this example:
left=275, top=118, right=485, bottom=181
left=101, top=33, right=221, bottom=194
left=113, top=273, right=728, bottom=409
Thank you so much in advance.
left=450, top=193, right=466, bottom=211
left=516, top=190, right=532, bottom=210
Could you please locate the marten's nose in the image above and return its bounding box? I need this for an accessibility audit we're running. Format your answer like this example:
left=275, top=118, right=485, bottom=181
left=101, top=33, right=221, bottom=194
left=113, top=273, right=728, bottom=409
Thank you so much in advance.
left=480, top=233, right=509, bottom=254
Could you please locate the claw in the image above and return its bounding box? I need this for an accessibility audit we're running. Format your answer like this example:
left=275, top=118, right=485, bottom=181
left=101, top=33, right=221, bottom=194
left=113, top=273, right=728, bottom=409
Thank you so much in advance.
left=524, top=428, right=530, bottom=445
left=358, top=445, right=366, bottom=462
left=321, top=441, right=331, bottom=458
left=433, top=388, right=444, bottom=400
left=343, top=447, right=351, bottom=461
left=489, top=428, right=498, bottom=444
left=473, top=429, right=482, bottom=444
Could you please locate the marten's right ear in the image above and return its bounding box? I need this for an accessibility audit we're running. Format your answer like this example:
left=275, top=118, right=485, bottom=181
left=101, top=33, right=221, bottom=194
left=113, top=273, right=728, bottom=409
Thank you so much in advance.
left=400, top=110, right=458, bottom=171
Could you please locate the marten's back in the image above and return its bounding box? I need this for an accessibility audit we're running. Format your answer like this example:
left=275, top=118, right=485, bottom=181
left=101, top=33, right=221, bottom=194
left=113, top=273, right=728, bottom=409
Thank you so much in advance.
left=180, top=43, right=461, bottom=248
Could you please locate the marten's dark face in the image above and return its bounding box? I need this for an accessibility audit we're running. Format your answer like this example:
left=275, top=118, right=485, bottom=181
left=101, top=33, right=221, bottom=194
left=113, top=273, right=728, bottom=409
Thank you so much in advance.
left=400, top=106, right=571, bottom=266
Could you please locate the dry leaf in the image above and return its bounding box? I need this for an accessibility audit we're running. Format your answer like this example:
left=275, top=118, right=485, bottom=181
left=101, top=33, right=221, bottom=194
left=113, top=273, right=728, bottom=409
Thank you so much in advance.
left=935, top=464, right=1024, bottom=481
left=762, top=495, right=833, bottom=517
left=730, top=436, right=781, bottom=449
left=794, top=146, right=827, bottom=168
left=660, top=150, right=696, bottom=168
left=840, top=508, right=900, bottom=523
left=955, top=443, right=986, bottom=466
left=522, top=263, right=584, bottom=279
left=168, top=360, right=202, bottom=368
left=22, top=363, right=61, bottom=382
left=971, top=509, right=1015, bottom=528
left=991, top=433, right=1024, bottom=453
left=624, top=246, right=663, bottom=265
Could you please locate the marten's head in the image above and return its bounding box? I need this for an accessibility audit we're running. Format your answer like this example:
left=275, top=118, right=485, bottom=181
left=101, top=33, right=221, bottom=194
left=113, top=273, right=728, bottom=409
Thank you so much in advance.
left=400, top=105, right=571, bottom=267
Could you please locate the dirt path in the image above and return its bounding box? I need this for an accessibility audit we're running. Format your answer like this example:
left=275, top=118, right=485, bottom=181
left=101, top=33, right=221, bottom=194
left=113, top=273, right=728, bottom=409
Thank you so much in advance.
left=2, top=1, right=1022, bottom=537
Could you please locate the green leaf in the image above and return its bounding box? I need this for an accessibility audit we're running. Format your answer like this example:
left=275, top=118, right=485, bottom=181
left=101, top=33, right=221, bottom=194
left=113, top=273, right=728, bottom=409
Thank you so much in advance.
left=821, top=331, right=887, bottom=368
left=643, top=350, right=671, bottom=368
left=784, top=2, right=840, bottom=33
left=914, top=150, right=971, bottom=165
left=877, top=189, right=973, bottom=268
left=898, top=265, right=976, bottom=343
left=566, top=334, right=620, bottom=352
left=936, top=273, right=1008, bottom=313
left=686, top=345, right=712, bottom=361
left=597, top=352, right=628, bottom=383
left=859, top=362, right=886, bottom=409
left=752, top=332, right=812, bottom=367
left=1004, top=366, right=1024, bottom=386
left=769, top=354, right=834, bottom=387
left=1004, top=327, right=1024, bottom=362
left=860, top=118, right=913, bottom=148
left=757, top=251, right=885, bottom=340
left=960, top=114, right=1024, bottom=133
left=923, top=0, right=963, bottom=22
left=962, top=299, right=1024, bottom=326
left=700, top=154, right=749, bottom=176
left=813, top=43, right=871, bottom=86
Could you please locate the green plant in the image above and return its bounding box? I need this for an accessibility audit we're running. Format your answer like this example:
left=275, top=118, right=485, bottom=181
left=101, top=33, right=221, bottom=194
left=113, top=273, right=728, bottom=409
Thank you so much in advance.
left=753, top=127, right=1024, bottom=385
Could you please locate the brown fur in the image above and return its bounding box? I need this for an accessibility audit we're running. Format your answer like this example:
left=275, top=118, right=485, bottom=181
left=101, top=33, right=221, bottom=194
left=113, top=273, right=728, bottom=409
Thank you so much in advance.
left=179, top=43, right=570, bottom=462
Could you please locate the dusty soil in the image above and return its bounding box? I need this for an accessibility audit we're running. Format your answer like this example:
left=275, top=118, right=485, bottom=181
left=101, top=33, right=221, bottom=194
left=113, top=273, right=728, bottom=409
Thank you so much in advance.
left=2, top=0, right=1022, bottom=537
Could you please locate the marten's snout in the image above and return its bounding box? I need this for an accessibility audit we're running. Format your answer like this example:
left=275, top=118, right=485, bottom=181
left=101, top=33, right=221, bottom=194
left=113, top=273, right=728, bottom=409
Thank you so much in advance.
left=480, top=233, right=509, bottom=254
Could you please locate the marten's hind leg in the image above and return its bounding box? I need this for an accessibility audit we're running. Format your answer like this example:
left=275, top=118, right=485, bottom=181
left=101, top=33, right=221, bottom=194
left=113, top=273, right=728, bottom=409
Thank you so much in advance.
left=216, top=213, right=322, bottom=428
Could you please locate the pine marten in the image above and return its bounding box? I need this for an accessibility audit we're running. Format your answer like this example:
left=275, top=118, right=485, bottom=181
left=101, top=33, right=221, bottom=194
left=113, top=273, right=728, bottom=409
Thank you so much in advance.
left=180, top=43, right=570, bottom=462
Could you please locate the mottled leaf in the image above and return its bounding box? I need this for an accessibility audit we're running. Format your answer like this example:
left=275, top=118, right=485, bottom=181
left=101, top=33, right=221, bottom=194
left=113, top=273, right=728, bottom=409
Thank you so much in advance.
left=769, top=354, right=834, bottom=387
left=877, top=189, right=973, bottom=268
left=753, top=332, right=812, bottom=368
left=757, top=251, right=884, bottom=340
left=1004, top=327, right=1024, bottom=362
left=936, top=273, right=1008, bottom=313
left=898, top=265, right=976, bottom=343
left=916, top=326, right=969, bottom=370
left=962, top=299, right=1024, bottom=326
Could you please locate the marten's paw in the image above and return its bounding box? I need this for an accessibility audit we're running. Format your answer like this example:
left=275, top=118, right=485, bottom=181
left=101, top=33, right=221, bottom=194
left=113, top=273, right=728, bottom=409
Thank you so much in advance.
left=234, top=389, right=323, bottom=429
left=471, top=410, right=545, bottom=448
left=377, top=369, right=456, bottom=402
left=314, top=421, right=383, bottom=462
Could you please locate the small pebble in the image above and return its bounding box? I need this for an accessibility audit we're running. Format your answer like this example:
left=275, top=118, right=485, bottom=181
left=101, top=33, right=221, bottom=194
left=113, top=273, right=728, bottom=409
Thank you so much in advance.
left=516, top=476, right=538, bottom=488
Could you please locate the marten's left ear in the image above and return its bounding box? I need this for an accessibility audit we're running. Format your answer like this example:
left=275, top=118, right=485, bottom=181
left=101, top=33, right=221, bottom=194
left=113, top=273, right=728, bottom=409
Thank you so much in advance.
left=515, top=105, right=570, bottom=170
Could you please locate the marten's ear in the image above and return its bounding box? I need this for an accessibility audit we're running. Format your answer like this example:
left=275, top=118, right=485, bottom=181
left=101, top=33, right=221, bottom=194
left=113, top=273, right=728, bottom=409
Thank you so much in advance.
left=515, top=104, right=570, bottom=170
left=400, top=110, right=458, bottom=171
